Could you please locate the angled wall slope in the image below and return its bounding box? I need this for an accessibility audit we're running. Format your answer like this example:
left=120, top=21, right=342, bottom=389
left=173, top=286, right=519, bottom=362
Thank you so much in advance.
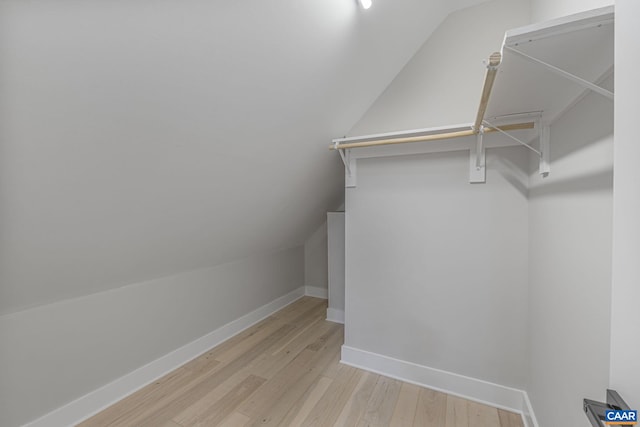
left=0, top=0, right=488, bottom=425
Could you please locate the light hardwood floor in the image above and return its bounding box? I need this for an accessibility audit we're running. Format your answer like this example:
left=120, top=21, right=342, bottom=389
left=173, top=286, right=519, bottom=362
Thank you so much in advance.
left=79, top=297, right=524, bottom=427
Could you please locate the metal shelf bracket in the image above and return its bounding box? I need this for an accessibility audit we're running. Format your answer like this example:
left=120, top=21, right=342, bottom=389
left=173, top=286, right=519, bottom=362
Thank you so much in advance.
left=504, top=46, right=614, bottom=100
left=539, top=121, right=551, bottom=177
left=483, top=118, right=551, bottom=177
left=469, top=126, right=486, bottom=183
left=335, top=143, right=357, bottom=187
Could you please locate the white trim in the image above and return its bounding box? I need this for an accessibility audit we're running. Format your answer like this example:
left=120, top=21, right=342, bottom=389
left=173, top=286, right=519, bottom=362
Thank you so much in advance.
left=305, top=286, right=328, bottom=299
left=332, top=120, right=538, bottom=162
left=325, top=308, right=345, bottom=324
left=333, top=122, right=473, bottom=144
left=521, top=391, right=540, bottom=427
left=351, top=134, right=534, bottom=161
left=23, top=287, right=306, bottom=427
left=341, top=345, right=538, bottom=427
left=504, top=5, right=614, bottom=48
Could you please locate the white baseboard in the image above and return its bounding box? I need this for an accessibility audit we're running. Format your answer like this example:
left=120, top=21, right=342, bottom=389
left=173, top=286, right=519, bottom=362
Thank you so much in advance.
left=305, top=286, right=328, bottom=299
left=521, top=390, right=540, bottom=427
left=24, top=286, right=306, bottom=427
left=326, top=308, right=345, bottom=324
left=341, top=345, right=538, bottom=427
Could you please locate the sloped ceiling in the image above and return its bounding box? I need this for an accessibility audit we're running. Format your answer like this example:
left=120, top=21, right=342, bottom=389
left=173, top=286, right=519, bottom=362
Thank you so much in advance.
left=0, top=0, right=487, bottom=313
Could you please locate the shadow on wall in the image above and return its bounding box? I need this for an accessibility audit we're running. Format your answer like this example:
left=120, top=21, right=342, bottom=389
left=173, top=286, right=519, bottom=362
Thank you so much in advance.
left=529, top=168, right=613, bottom=199
left=551, top=124, right=614, bottom=162
left=547, top=77, right=614, bottom=164
left=491, top=155, right=530, bottom=199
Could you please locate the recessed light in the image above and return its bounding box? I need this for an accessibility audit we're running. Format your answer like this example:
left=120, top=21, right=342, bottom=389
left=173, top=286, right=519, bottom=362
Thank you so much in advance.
left=359, top=0, right=372, bottom=10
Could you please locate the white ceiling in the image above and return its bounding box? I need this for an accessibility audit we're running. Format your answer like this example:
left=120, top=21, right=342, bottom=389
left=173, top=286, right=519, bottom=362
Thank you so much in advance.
left=0, top=0, right=488, bottom=313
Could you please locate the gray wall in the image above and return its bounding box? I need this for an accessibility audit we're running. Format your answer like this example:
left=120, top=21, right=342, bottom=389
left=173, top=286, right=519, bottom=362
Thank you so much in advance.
left=611, top=0, right=640, bottom=408
left=345, top=0, right=619, bottom=423
left=0, top=1, right=490, bottom=425
left=304, top=222, right=328, bottom=291
left=345, top=147, right=530, bottom=388
left=327, top=212, right=346, bottom=315
left=527, top=83, right=613, bottom=427
left=0, top=0, right=474, bottom=316
left=0, top=0, right=347, bottom=316
left=0, top=246, right=303, bottom=427
left=530, top=0, right=613, bottom=22
left=343, top=0, right=532, bottom=391
left=525, top=2, right=616, bottom=424
left=349, top=0, right=531, bottom=135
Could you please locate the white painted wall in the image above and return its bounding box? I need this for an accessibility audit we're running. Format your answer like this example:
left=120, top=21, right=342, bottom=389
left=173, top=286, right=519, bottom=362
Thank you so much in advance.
left=0, top=0, right=480, bottom=315
left=526, top=0, right=640, bottom=412
left=343, top=0, right=531, bottom=392
left=344, top=1, right=624, bottom=423
left=304, top=221, right=328, bottom=293
left=0, top=1, right=499, bottom=425
left=0, top=247, right=303, bottom=427
left=327, top=212, right=346, bottom=322
left=610, top=0, right=640, bottom=408
left=530, top=0, right=614, bottom=23
left=349, top=0, right=531, bottom=135
left=527, top=79, right=613, bottom=427
left=345, top=147, right=530, bottom=388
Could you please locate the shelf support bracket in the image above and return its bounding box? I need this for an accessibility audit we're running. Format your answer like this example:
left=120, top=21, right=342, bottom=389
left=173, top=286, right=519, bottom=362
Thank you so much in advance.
left=469, top=127, right=486, bottom=183
left=483, top=120, right=541, bottom=156
left=539, top=122, right=551, bottom=177
left=335, top=143, right=357, bottom=187
left=504, top=46, right=614, bottom=100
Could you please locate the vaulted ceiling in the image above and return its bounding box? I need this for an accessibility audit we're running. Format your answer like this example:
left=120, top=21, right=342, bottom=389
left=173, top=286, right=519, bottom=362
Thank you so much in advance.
left=0, top=0, right=488, bottom=313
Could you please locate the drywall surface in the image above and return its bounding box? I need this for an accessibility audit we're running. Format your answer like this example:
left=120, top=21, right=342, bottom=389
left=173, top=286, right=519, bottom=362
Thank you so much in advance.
left=0, top=246, right=303, bottom=427
left=304, top=221, right=328, bottom=291
left=349, top=0, right=531, bottom=136
left=327, top=212, right=346, bottom=314
left=0, top=0, right=488, bottom=314
left=530, top=0, right=614, bottom=23
left=610, top=0, right=640, bottom=407
left=527, top=81, right=613, bottom=426
left=345, top=147, right=529, bottom=389
left=343, top=0, right=531, bottom=392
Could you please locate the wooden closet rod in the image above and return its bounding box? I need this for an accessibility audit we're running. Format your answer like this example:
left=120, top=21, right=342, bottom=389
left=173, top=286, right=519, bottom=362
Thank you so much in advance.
left=329, top=122, right=534, bottom=150
left=474, top=52, right=502, bottom=132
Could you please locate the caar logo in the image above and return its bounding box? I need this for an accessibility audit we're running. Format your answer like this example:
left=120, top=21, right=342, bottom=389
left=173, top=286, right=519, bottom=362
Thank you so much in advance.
left=606, top=410, right=638, bottom=425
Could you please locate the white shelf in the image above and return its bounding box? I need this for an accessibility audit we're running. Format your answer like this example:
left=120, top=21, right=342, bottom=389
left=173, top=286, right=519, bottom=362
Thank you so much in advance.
left=330, top=6, right=615, bottom=184
left=487, top=6, right=614, bottom=125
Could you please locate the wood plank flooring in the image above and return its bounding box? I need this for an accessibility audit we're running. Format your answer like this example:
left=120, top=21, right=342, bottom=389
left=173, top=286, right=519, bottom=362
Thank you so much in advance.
left=79, top=297, right=523, bottom=427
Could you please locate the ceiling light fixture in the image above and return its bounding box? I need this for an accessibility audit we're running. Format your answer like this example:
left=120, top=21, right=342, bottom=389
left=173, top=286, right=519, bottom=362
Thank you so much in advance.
left=359, top=0, right=372, bottom=9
